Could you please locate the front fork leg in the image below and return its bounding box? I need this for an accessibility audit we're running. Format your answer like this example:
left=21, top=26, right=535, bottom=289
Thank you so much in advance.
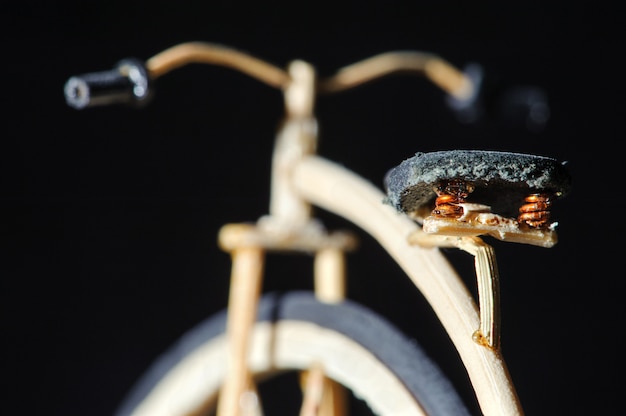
left=298, top=247, right=348, bottom=416
left=217, top=247, right=265, bottom=416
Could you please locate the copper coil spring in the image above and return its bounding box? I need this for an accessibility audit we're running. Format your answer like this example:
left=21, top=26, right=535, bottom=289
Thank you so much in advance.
left=518, top=193, right=552, bottom=228
left=432, top=180, right=474, bottom=218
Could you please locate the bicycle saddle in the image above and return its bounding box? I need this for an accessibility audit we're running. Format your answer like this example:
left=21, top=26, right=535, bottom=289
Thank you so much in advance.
left=384, top=150, right=572, bottom=246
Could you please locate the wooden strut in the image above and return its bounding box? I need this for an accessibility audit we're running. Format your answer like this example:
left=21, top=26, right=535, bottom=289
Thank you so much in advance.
left=300, top=363, right=348, bottom=416
left=409, top=233, right=501, bottom=350
left=216, top=246, right=265, bottom=416
left=301, top=247, right=349, bottom=416
left=456, top=237, right=500, bottom=350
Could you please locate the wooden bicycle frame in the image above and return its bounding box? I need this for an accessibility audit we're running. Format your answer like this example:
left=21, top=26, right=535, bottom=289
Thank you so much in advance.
left=211, top=61, right=523, bottom=416
left=144, top=43, right=522, bottom=416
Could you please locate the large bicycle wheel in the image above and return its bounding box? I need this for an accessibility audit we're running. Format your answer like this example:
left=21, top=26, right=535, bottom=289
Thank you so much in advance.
left=115, top=292, right=471, bottom=416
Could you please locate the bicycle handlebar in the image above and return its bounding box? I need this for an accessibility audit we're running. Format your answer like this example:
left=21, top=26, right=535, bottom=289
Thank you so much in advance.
left=63, top=42, right=550, bottom=132
left=63, top=42, right=477, bottom=110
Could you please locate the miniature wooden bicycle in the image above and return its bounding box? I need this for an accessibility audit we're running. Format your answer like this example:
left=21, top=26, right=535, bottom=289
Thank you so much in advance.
left=64, top=42, right=571, bottom=416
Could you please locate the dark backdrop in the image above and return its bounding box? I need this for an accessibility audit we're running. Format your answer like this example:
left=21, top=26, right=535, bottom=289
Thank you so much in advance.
left=2, top=2, right=622, bottom=415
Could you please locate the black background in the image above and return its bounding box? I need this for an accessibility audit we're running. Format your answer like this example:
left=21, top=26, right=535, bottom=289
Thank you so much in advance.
left=2, top=2, right=623, bottom=415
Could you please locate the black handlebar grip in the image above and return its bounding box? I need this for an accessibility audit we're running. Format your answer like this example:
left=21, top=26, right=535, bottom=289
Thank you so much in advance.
left=64, top=58, right=152, bottom=109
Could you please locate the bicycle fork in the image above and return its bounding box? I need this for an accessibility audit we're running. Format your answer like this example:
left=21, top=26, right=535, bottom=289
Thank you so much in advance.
left=217, top=223, right=356, bottom=416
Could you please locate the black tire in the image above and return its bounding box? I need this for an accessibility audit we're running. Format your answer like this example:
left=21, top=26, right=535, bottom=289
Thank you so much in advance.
left=115, top=292, right=471, bottom=415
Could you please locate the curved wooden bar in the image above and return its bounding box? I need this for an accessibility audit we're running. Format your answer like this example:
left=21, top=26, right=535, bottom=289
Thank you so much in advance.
left=292, top=155, right=523, bottom=416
